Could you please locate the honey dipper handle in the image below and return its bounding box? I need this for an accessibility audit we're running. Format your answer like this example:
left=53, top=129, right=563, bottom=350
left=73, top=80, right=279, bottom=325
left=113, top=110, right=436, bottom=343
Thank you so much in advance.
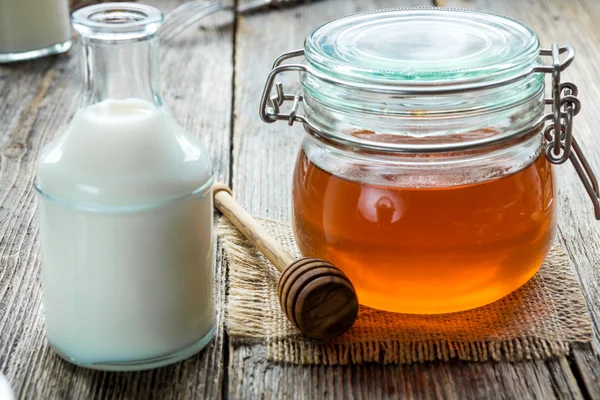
left=213, top=183, right=295, bottom=272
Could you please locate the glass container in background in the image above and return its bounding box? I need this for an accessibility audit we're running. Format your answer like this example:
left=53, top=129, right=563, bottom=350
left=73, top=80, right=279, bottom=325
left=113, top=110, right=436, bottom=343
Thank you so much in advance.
left=35, top=3, right=215, bottom=370
left=0, top=0, right=71, bottom=63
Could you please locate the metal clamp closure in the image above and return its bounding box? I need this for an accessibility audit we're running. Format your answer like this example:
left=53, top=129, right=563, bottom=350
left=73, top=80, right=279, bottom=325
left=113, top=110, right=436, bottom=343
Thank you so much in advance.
left=259, top=49, right=308, bottom=127
left=538, top=44, right=600, bottom=219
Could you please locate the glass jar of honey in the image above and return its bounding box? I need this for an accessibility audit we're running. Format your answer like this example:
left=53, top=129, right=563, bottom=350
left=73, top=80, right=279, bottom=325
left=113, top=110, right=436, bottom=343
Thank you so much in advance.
left=259, top=8, right=598, bottom=314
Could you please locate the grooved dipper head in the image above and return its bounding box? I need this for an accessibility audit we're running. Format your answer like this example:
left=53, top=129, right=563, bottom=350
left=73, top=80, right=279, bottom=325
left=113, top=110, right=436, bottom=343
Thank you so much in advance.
left=277, top=258, right=359, bottom=341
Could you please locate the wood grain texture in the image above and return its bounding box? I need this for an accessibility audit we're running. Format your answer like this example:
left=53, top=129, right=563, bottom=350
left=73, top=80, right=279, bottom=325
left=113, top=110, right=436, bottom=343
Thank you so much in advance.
left=0, top=0, right=233, bottom=398
left=229, top=342, right=585, bottom=400
left=278, top=258, right=359, bottom=340
left=230, top=0, right=598, bottom=398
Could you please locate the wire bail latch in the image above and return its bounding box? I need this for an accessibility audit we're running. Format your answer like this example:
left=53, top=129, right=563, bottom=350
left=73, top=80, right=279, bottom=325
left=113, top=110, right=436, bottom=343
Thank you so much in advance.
left=538, top=44, right=600, bottom=219
left=260, top=49, right=308, bottom=126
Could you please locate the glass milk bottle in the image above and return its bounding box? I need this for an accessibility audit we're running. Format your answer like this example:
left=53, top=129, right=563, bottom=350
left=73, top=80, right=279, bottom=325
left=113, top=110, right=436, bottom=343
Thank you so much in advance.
left=34, top=3, right=215, bottom=371
left=0, top=0, right=71, bottom=62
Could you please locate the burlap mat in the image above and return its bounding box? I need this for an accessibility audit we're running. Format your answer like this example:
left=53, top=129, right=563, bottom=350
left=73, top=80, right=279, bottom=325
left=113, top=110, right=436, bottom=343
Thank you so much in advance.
left=219, top=217, right=593, bottom=365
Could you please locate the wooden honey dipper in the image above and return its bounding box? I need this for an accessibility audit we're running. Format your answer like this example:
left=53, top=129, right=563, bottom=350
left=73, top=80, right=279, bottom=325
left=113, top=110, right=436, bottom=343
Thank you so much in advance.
left=213, top=183, right=359, bottom=340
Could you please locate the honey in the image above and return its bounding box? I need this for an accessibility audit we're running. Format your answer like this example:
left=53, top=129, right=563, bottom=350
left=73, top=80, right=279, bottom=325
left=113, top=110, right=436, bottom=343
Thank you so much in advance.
left=259, top=9, right=591, bottom=314
left=292, top=150, right=556, bottom=314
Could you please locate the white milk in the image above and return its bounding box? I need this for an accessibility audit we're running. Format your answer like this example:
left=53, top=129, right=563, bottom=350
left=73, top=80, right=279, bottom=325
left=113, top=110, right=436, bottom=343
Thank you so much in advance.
left=0, top=0, right=71, bottom=59
left=36, top=99, right=215, bottom=368
left=0, top=373, right=14, bottom=400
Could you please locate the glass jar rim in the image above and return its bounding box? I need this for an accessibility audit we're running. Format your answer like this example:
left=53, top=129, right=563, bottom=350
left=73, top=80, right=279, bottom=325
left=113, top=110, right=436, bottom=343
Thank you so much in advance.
left=303, top=7, right=540, bottom=91
left=259, top=10, right=576, bottom=158
left=290, top=7, right=550, bottom=155
left=72, top=3, right=163, bottom=42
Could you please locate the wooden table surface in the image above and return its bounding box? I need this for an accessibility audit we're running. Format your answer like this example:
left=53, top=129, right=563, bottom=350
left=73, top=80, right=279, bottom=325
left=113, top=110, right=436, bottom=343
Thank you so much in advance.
left=2, top=0, right=600, bottom=398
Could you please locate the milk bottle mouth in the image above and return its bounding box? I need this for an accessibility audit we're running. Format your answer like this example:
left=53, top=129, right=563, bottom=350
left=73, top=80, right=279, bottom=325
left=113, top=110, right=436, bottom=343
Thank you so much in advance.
left=72, top=3, right=163, bottom=42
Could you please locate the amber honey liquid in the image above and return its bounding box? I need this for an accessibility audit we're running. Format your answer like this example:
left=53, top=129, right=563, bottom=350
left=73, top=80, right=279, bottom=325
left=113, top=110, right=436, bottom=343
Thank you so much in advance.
left=293, top=151, right=556, bottom=313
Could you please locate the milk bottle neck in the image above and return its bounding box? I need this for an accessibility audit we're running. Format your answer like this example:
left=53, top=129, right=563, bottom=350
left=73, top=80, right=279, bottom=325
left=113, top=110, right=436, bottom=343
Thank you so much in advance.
left=71, top=3, right=164, bottom=108
left=78, top=36, right=163, bottom=107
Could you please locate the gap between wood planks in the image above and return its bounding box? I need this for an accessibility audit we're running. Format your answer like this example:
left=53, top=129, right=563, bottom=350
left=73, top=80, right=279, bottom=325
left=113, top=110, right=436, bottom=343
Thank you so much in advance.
left=223, top=0, right=240, bottom=398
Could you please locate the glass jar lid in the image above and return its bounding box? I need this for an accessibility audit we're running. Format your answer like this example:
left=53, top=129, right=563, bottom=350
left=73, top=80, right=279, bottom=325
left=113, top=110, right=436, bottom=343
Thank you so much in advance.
left=292, top=8, right=546, bottom=154
left=304, top=7, right=540, bottom=88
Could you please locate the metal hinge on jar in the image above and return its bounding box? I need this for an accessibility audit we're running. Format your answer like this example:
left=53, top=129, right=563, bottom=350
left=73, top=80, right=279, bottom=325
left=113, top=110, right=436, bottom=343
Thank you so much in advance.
left=260, top=49, right=308, bottom=126
left=260, top=44, right=600, bottom=220
left=537, top=44, right=600, bottom=219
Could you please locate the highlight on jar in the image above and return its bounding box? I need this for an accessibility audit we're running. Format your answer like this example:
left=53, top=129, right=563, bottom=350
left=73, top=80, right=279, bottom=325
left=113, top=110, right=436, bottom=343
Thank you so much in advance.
left=259, top=8, right=598, bottom=314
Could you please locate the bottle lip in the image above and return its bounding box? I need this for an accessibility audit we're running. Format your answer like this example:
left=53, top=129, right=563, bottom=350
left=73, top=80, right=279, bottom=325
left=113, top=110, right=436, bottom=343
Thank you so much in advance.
left=72, top=3, right=163, bottom=42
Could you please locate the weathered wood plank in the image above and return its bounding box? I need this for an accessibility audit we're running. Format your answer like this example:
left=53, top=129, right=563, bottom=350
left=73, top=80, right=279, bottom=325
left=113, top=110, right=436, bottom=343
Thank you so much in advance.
left=571, top=345, right=600, bottom=400
left=0, top=0, right=234, bottom=398
left=229, top=342, right=585, bottom=400
left=231, top=0, right=590, bottom=398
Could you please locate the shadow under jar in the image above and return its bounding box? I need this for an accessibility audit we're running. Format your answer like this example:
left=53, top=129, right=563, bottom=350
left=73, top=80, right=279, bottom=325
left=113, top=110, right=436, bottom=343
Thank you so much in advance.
left=259, top=8, right=597, bottom=314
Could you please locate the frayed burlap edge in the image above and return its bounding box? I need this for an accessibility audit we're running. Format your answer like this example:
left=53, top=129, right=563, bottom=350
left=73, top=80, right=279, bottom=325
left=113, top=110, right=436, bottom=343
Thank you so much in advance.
left=219, top=218, right=593, bottom=365
left=220, top=220, right=281, bottom=339
left=267, top=336, right=573, bottom=365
